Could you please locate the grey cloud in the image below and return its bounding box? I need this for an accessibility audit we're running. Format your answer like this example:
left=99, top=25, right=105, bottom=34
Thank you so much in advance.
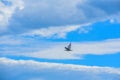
left=88, top=0, right=120, bottom=14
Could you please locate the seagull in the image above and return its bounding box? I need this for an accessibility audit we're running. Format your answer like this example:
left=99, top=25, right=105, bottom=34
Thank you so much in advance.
left=65, top=43, right=72, bottom=51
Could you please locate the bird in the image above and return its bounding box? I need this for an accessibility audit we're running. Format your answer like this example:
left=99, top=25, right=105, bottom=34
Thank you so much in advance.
left=65, top=43, right=72, bottom=51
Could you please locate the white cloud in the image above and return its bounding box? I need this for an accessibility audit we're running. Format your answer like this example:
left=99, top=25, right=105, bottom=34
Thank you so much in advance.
left=26, top=38, right=120, bottom=59
left=0, top=57, right=120, bottom=80
left=24, top=25, right=80, bottom=38
left=0, top=35, right=24, bottom=45
left=23, top=23, right=91, bottom=38
left=0, top=0, right=24, bottom=31
left=1, top=38, right=120, bottom=59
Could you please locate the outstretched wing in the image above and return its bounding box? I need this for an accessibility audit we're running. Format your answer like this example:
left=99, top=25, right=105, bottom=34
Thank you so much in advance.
left=68, top=43, right=71, bottom=49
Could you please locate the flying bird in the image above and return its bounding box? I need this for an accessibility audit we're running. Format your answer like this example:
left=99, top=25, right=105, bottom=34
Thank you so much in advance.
left=65, top=43, right=72, bottom=51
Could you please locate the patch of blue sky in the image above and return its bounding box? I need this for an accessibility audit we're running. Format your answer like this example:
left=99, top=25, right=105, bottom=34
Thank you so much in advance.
left=48, top=21, right=120, bottom=42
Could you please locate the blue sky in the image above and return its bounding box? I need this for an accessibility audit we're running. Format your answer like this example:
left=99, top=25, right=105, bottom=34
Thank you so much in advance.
left=0, top=0, right=120, bottom=80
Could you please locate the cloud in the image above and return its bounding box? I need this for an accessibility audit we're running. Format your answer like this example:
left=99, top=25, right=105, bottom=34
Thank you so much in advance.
left=0, top=35, right=40, bottom=56
left=23, top=23, right=91, bottom=38
left=0, top=35, right=24, bottom=45
left=1, top=38, right=120, bottom=59
left=0, top=57, right=120, bottom=80
left=28, top=38, right=120, bottom=59
left=0, top=0, right=24, bottom=31
left=15, top=0, right=120, bottom=26
left=3, top=0, right=120, bottom=36
left=23, top=25, right=80, bottom=38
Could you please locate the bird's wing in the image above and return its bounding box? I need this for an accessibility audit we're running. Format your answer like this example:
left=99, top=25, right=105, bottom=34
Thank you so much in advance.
left=68, top=43, right=71, bottom=49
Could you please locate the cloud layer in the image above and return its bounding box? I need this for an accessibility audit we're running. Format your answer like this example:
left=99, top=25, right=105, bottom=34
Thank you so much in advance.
left=29, top=38, right=120, bottom=59
left=1, top=0, right=119, bottom=36
left=0, top=57, right=120, bottom=80
left=13, top=0, right=120, bottom=26
left=1, top=36, right=120, bottom=59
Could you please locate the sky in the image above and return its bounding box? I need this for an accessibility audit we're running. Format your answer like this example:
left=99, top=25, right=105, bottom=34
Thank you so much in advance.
left=0, top=0, right=120, bottom=80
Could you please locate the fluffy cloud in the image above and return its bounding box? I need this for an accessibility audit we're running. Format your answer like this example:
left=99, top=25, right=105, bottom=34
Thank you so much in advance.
left=3, top=0, right=120, bottom=36
left=0, top=0, right=24, bottom=31
left=0, top=57, right=120, bottom=80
